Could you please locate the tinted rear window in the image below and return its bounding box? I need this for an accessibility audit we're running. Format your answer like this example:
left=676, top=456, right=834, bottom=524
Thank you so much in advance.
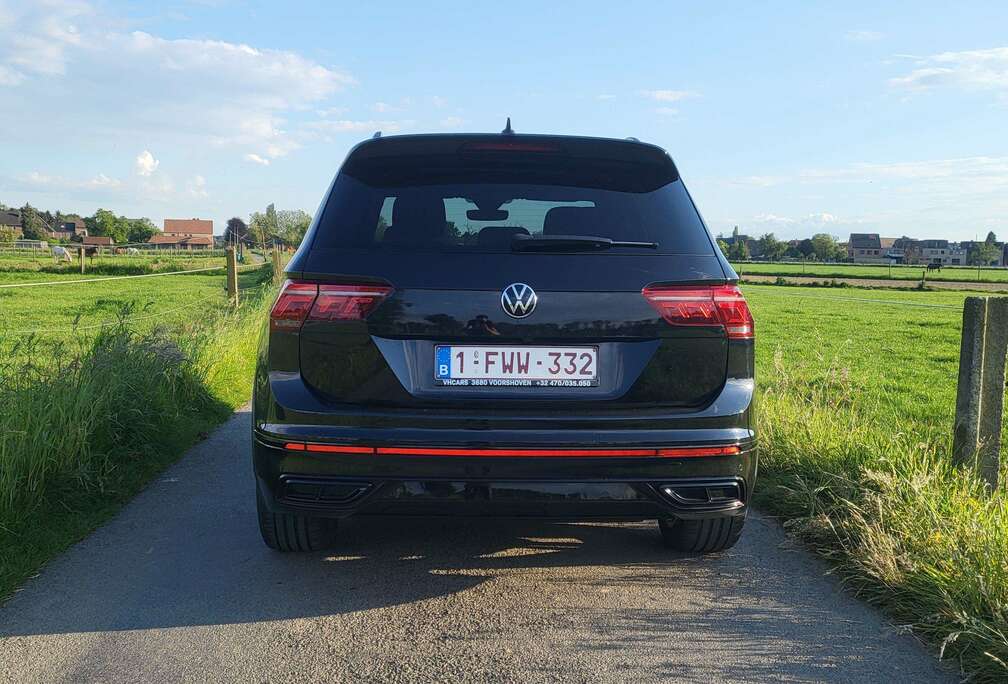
left=312, top=153, right=714, bottom=255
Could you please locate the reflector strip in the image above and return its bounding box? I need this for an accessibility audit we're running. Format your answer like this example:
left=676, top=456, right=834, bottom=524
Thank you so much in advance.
left=375, top=447, right=658, bottom=457
left=305, top=444, right=375, bottom=454
left=657, top=445, right=740, bottom=458
left=280, top=443, right=742, bottom=458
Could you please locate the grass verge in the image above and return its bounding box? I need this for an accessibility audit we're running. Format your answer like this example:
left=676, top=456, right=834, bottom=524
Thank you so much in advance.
left=747, top=284, right=1007, bottom=682
left=0, top=275, right=274, bottom=599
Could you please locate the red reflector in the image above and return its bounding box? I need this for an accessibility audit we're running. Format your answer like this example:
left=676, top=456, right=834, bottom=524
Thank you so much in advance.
left=305, top=444, right=375, bottom=454
left=375, top=447, right=658, bottom=457
left=283, top=442, right=306, bottom=451
left=308, top=284, right=393, bottom=322
left=658, top=445, right=741, bottom=458
left=642, top=284, right=754, bottom=339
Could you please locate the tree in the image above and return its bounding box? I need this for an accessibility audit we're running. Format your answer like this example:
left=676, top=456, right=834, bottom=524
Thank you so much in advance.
left=728, top=239, right=750, bottom=261
left=224, top=217, right=249, bottom=245
left=86, top=208, right=129, bottom=243
left=19, top=204, right=46, bottom=240
left=0, top=226, right=17, bottom=243
left=276, top=209, right=312, bottom=246
left=985, top=231, right=997, bottom=245
left=970, top=241, right=1000, bottom=266
left=810, top=233, right=844, bottom=261
left=126, top=217, right=158, bottom=243
left=757, top=233, right=787, bottom=261
left=797, top=239, right=815, bottom=258
left=249, top=210, right=273, bottom=250
left=716, top=238, right=730, bottom=257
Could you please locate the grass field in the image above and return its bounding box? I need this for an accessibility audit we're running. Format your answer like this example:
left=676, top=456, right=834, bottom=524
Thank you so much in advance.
left=744, top=283, right=1007, bottom=681
left=733, top=260, right=1008, bottom=284
left=1, top=256, right=1005, bottom=679
left=0, top=255, right=276, bottom=599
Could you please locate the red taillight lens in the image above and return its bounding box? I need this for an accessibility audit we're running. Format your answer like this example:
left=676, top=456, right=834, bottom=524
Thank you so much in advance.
left=308, top=284, right=393, bottom=321
left=270, top=281, right=393, bottom=332
left=642, top=284, right=754, bottom=339
left=270, top=281, right=318, bottom=331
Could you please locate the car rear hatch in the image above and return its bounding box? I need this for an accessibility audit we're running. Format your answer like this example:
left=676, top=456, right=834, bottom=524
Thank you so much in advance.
left=274, top=134, right=748, bottom=412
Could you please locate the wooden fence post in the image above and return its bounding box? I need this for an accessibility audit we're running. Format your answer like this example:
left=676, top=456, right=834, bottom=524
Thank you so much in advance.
left=952, top=296, right=1008, bottom=490
left=79, top=247, right=85, bottom=274
left=271, top=247, right=283, bottom=284
left=226, top=246, right=239, bottom=307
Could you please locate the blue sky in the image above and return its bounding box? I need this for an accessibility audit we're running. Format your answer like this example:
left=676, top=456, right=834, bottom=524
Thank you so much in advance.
left=2, top=0, right=1007, bottom=240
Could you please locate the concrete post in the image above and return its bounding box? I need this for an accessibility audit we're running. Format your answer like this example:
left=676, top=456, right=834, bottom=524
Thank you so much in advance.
left=952, top=297, right=1008, bottom=490
left=226, top=247, right=239, bottom=307
left=79, top=247, right=85, bottom=274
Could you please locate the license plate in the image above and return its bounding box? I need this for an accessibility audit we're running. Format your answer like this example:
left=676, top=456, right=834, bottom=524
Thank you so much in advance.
left=435, top=345, right=599, bottom=387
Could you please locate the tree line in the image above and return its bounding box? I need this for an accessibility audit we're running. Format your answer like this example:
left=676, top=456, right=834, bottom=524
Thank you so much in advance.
left=223, top=204, right=312, bottom=250
left=716, top=232, right=847, bottom=262
left=3, top=201, right=313, bottom=249
left=717, top=230, right=1002, bottom=266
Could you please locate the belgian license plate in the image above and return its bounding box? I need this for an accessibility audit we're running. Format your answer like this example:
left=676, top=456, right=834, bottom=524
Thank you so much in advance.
left=435, top=345, right=599, bottom=387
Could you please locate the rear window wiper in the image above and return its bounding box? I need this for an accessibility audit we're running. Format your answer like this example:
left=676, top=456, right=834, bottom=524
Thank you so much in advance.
left=511, top=234, right=659, bottom=252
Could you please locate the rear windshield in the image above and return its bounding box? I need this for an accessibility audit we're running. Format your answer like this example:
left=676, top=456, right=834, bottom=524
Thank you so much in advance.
left=312, top=156, right=714, bottom=255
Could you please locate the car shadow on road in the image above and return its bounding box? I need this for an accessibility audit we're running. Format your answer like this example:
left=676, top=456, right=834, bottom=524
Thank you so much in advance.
left=0, top=512, right=946, bottom=681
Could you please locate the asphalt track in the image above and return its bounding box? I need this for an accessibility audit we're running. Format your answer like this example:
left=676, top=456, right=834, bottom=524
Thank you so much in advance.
left=0, top=408, right=955, bottom=683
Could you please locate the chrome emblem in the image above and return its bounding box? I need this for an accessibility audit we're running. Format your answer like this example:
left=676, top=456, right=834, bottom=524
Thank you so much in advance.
left=501, top=283, right=537, bottom=318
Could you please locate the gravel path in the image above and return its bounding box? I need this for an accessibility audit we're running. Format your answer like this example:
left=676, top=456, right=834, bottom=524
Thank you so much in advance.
left=0, top=409, right=956, bottom=683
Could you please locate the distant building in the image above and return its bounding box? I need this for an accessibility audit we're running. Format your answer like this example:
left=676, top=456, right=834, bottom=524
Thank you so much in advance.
left=847, top=233, right=884, bottom=263
left=147, top=234, right=214, bottom=249
left=48, top=217, right=87, bottom=241
left=163, top=218, right=213, bottom=238
left=1, top=209, right=22, bottom=238
left=152, top=218, right=214, bottom=249
left=83, top=235, right=113, bottom=247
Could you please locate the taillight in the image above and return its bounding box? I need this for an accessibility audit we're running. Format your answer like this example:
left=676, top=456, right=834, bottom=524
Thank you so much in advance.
left=642, top=284, right=754, bottom=339
left=270, top=280, right=392, bottom=332
left=270, top=281, right=318, bottom=331
left=308, top=284, right=393, bottom=322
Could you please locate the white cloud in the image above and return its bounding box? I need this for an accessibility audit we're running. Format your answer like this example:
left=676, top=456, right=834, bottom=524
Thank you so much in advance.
left=135, top=150, right=159, bottom=177
left=655, top=107, right=679, bottom=116
left=372, top=101, right=393, bottom=113
left=439, top=116, right=464, bottom=129
left=21, top=170, right=122, bottom=191
left=244, top=153, right=270, bottom=166
left=640, top=89, right=699, bottom=102
left=430, top=95, right=447, bottom=108
left=890, top=47, right=1008, bottom=92
left=0, top=2, right=356, bottom=162
left=187, top=175, right=208, bottom=198
left=309, top=119, right=405, bottom=134
left=844, top=30, right=883, bottom=42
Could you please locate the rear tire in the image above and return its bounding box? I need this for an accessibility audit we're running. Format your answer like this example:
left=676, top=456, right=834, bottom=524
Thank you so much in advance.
left=658, top=515, right=744, bottom=553
left=257, top=490, right=337, bottom=552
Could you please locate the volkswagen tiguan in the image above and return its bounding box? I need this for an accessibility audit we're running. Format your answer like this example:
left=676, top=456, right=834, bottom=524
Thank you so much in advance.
left=253, top=130, right=756, bottom=554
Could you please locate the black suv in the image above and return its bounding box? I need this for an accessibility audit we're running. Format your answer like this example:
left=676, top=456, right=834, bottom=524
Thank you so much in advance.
left=253, top=131, right=755, bottom=554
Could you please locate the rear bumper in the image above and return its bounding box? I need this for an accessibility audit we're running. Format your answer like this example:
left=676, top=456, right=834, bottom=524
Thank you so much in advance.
left=253, top=432, right=756, bottom=520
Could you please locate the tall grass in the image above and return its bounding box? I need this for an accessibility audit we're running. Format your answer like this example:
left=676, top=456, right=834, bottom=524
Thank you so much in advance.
left=0, top=281, right=272, bottom=596
left=756, top=351, right=1008, bottom=681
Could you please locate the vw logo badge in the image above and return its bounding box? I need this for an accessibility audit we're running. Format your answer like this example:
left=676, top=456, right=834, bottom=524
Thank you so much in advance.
left=501, top=283, right=537, bottom=318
